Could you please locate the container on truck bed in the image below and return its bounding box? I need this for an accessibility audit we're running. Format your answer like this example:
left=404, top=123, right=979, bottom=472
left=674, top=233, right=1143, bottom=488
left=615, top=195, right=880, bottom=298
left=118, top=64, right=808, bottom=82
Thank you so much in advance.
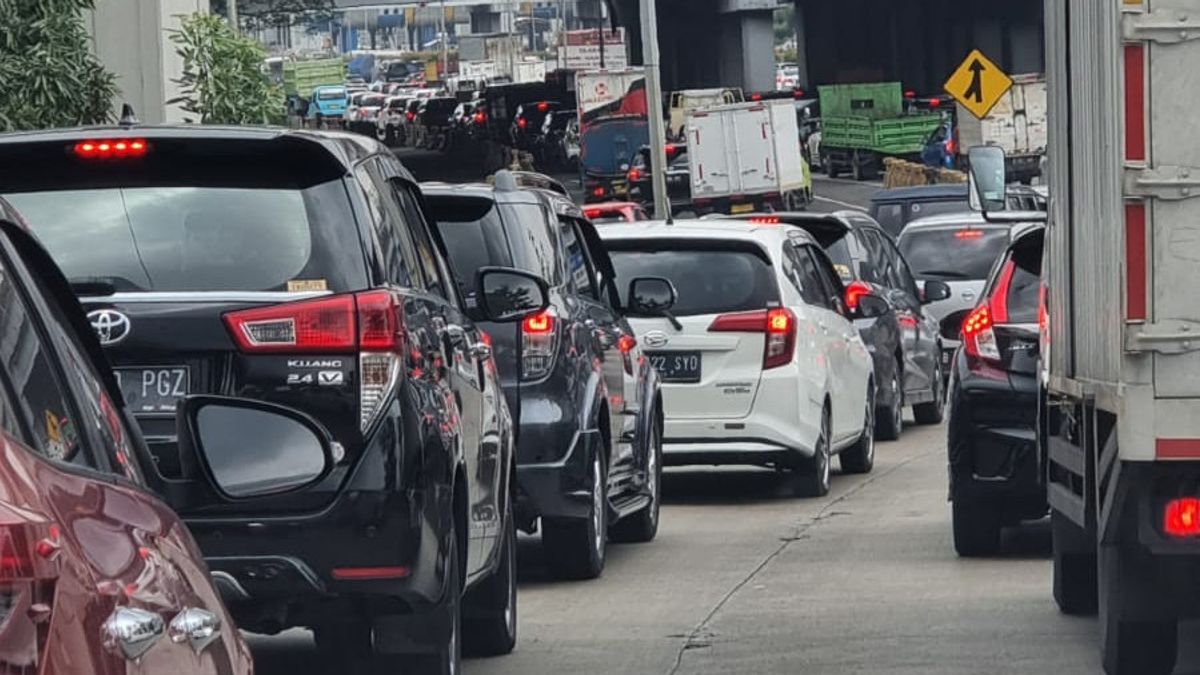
left=684, top=100, right=812, bottom=215
left=1040, top=1, right=1200, bottom=673
left=818, top=82, right=941, bottom=181
left=955, top=73, right=1046, bottom=184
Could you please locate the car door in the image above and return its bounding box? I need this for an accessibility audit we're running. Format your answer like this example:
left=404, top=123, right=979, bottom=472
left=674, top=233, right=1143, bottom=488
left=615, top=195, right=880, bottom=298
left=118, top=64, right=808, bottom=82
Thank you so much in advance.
left=882, top=234, right=940, bottom=394
left=558, top=215, right=633, bottom=488
left=388, top=176, right=495, bottom=576
left=859, top=225, right=925, bottom=397
left=798, top=244, right=862, bottom=442
left=0, top=228, right=246, bottom=674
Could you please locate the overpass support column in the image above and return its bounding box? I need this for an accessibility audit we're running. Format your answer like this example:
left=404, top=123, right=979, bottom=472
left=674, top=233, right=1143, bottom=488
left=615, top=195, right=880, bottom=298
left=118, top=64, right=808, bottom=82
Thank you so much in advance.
left=471, top=5, right=502, bottom=34
left=717, top=0, right=776, bottom=93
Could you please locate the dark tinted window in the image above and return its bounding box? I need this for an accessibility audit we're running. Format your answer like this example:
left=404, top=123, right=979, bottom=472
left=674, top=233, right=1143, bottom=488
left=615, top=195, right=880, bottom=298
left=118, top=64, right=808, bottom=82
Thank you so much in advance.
left=361, top=94, right=387, bottom=107
left=560, top=221, right=597, bottom=297
left=393, top=183, right=449, bottom=299
left=899, top=226, right=1010, bottom=281
left=356, top=164, right=417, bottom=288
left=609, top=246, right=779, bottom=316
left=498, top=203, right=561, bottom=284
left=1003, top=239, right=1043, bottom=324
left=793, top=246, right=832, bottom=309
left=7, top=181, right=365, bottom=293
left=427, top=198, right=513, bottom=296
left=871, top=203, right=905, bottom=236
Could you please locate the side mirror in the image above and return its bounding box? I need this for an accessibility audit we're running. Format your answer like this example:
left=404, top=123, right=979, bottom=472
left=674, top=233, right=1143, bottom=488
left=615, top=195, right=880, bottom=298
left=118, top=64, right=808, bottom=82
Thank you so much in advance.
left=178, top=397, right=334, bottom=500
left=967, top=145, right=1008, bottom=214
left=922, top=280, right=952, bottom=304
left=628, top=277, right=677, bottom=315
left=853, top=294, right=890, bottom=319
left=476, top=267, right=550, bottom=322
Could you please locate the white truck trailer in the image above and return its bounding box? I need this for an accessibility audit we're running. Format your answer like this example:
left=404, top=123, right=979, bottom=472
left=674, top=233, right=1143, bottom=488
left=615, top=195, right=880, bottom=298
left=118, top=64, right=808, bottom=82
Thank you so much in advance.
left=685, top=100, right=812, bottom=215
left=955, top=73, right=1047, bottom=184
left=1041, top=1, right=1200, bottom=673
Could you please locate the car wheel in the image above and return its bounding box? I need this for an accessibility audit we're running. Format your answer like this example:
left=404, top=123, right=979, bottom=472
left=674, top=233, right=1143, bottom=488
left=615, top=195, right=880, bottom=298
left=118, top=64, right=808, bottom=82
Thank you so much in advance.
left=826, top=155, right=840, bottom=178
left=404, top=530, right=463, bottom=675
left=542, top=449, right=607, bottom=580
left=792, top=407, right=832, bottom=498
left=840, top=385, right=875, bottom=474
left=951, top=497, right=1002, bottom=557
left=875, top=365, right=903, bottom=441
left=463, top=509, right=517, bottom=656
left=609, top=418, right=662, bottom=543
left=913, top=360, right=946, bottom=425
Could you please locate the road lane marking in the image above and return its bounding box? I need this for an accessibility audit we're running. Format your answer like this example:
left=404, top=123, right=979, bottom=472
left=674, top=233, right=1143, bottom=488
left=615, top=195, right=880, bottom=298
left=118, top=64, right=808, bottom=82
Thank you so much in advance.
left=814, top=195, right=869, bottom=212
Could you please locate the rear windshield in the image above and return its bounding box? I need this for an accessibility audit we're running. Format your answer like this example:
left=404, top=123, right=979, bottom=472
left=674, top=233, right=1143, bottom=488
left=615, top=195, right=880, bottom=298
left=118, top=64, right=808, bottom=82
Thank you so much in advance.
left=317, top=88, right=346, bottom=101
left=6, top=181, right=365, bottom=293
left=1003, top=238, right=1043, bottom=324
left=908, top=200, right=969, bottom=220
left=361, top=94, right=387, bottom=107
left=426, top=197, right=560, bottom=292
left=899, top=226, right=1010, bottom=282
left=388, top=98, right=408, bottom=110
left=608, top=245, right=779, bottom=316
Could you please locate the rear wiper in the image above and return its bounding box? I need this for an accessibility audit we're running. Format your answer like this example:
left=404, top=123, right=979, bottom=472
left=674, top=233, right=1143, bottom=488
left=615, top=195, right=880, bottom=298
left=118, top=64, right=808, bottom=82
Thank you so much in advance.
left=69, top=278, right=118, bottom=297
left=917, top=269, right=971, bottom=279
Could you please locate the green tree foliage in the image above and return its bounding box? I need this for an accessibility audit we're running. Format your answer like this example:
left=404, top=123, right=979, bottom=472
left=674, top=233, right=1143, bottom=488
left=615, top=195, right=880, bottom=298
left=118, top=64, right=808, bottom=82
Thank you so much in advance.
left=0, top=0, right=117, bottom=131
left=169, top=13, right=284, bottom=125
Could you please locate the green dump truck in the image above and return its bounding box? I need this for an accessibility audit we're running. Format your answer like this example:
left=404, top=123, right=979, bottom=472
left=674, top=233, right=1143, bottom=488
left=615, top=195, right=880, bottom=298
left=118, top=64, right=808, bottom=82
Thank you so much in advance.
left=282, top=58, right=346, bottom=122
left=817, top=82, right=941, bottom=181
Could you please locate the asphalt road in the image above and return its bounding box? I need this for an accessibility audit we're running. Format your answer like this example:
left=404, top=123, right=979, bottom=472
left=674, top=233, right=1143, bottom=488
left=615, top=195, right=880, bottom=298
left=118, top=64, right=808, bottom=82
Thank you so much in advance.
left=247, top=153, right=1200, bottom=673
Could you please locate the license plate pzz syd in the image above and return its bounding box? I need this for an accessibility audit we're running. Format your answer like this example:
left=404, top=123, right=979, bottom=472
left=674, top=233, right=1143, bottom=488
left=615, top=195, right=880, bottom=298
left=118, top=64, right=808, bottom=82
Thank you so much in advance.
left=647, top=351, right=701, bottom=383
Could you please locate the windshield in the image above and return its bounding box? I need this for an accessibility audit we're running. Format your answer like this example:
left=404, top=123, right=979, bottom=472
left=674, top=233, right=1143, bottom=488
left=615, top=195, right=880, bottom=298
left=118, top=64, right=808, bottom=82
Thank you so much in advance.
left=317, top=88, right=345, bottom=100
left=6, top=182, right=365, bottom=293
left=898, top=226, right=1010, bottom=281
left=609, top=245, right=779, bottom=316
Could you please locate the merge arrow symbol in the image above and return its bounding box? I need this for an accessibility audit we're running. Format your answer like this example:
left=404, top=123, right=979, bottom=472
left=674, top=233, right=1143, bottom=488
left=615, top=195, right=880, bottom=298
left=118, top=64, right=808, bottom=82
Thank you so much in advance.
left=964, top=59, right=986, bottom=104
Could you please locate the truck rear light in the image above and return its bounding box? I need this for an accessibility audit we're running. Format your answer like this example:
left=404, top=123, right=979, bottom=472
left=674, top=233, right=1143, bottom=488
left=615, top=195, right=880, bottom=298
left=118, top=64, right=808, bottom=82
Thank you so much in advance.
left=1164, top=498, right=1200, bottom=537
left=844, top=280, right=873, bottom=312
left=627, top=167, right=643, bottom=182
left=708, top=308, right=795, bottom=369
left=521, top=309, right=558, bottom=380
left=225, top=291, right=406, bottom=432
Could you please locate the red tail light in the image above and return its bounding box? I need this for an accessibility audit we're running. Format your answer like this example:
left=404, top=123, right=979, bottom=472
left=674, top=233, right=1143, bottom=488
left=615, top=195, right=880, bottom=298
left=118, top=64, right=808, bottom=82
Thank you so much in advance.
left=517, top=117, right=528, bottom=130
left=521, top=309, right=558, bottom=379
left=0, top=506, right=61, bottom=668
left=627, top=167, right=643, bottom=182
left=962, top=259, right=1018, bottom=364
left=1165, top=498, right=1200, bottom=537
left=406, top=111, right=415, bottom=122
left=584, top=208, right=601, bottom=219
left=537, top=101, right=550, bottom=113
left=844, top=280, right=872, bottom=312
left=904, top=90, right=916, bottom=99
left=751, top=93, right=763, bottom=101
left=793, top=88, right=805, bottom=98
left=929, top=98, right=941, bottom=108
left=618, top=334, right=637, bottom=354
left=708, top=308, right=796, bottom=369
left=665, top=144, right=678, bottom=158
left=945, top=135, right=956, bottom=156
left=955, top=230, right=984, bottom=239
left=749, top=216, right=779, bottom=225
left=592, top=186, right=606, bottom=198
left=474, top=110, right=487, bottom=124
left=73, top=139, right=148, bottom=159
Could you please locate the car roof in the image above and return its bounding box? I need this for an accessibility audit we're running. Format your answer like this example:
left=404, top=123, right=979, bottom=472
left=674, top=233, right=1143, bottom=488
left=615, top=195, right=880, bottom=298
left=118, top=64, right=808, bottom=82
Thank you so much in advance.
left=419, top=180, right=569, bottom=212
left=585, top=201, right=641, bottom=210
left=596, top=218, right=818, bottom=247
left=902, top=210, right=1046, bottom=229
left=869, top=184, right=968, bottom=203
left=0, top=125, right=403, bottom=179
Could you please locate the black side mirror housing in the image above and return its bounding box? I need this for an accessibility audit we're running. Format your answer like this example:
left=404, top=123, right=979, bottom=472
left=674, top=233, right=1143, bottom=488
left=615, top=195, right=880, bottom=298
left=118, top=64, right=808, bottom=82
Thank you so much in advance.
left=922, top=280, right=952, bottom=304
left=177, top=396, right=336, bottom=501
left=853, top=293, right=890, bottom=319
left=627, top=277, right=678, bottom=315
left=476, top=267, right=551, bottom=322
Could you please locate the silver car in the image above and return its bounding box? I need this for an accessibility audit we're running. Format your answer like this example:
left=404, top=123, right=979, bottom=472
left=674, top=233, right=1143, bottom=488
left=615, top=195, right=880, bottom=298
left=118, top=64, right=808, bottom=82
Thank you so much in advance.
left=897, top=212, right=1044, bottom=374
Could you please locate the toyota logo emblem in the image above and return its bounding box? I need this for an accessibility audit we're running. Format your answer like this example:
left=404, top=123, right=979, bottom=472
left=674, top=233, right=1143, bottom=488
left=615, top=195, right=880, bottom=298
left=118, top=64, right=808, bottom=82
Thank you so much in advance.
left=87, top=309, right=131, bottom=346
left=643, top=331, right=669, bottom=348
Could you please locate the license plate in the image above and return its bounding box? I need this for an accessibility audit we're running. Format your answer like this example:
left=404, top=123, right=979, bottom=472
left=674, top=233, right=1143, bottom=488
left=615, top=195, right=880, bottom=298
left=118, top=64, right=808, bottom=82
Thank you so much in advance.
left=730, top=203, right=755, bottom=214
left=116, top=367, right=190, bottom=412
left=647, top=351, right=701, bottom=383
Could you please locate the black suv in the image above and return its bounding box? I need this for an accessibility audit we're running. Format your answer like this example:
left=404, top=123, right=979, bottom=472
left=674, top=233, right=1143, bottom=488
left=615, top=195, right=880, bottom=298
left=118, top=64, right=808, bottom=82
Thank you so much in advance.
left=0, top=127, right=545, bottom=673
left=726, top=211, right=951, bottom=440
left=423, top=172, right=668, bottom=580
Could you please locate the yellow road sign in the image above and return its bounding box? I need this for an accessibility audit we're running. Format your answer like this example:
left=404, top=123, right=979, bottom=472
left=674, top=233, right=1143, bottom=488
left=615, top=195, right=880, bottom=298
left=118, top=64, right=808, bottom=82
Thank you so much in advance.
left=944, top=49, right=1014, bottom=119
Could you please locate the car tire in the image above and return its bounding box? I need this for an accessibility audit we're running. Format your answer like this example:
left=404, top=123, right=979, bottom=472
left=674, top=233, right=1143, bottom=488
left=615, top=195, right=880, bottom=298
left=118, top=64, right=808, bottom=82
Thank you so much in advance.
left=792, top=407, right=832, bottom=498
left=826, top=156, right=840, bottom=179
left=404, top=529, right=463, bottom=675
left=609, top=418, right=662, bottom=544
left=851, top=150, right=865, bottom=181
left=912, top=360, right=946, bottom=425
left=875, top=365, right=903, bottom=441
left=542, top=449, right=607, bottom=580
left=463, top=510, right=518, bottom=657
left=951, top=497, right=1002, bottom=557
left=840, top=386, right=875, bottom=474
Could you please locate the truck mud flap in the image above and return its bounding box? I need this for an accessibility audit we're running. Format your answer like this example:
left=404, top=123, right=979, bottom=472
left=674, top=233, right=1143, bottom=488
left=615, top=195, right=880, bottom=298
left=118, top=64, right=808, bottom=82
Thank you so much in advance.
left=1046, top=395, right=1123, bottom=540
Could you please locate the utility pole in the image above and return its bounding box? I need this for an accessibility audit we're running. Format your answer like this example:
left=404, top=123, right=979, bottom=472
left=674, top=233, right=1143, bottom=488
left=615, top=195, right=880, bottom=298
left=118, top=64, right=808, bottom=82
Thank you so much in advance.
left=597, top=1, right=606, bottom=69
left=440, top=0, right=449, bottom=78
left=228, top=0, right=239, bottom=34
left=639, top=0, right=670, bottom=220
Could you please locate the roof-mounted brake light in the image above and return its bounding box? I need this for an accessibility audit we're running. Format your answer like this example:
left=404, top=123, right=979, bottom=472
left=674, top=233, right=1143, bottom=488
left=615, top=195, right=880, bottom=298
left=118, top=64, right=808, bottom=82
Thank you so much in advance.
left=73, top=139, right=149, bottom=159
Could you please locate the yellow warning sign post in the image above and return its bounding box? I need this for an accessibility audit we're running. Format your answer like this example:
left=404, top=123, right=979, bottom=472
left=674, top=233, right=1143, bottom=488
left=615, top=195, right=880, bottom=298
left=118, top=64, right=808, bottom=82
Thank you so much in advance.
left=943, top=49, right=1014, bottom=119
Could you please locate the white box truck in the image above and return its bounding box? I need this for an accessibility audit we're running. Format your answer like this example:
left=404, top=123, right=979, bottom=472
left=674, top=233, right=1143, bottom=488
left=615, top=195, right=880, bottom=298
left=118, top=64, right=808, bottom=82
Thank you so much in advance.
left=955, top=73, right=1047, bottom=184
left=685, top=100, right=812, bottom=215
left=1039, top=1, right=1200, bottom=673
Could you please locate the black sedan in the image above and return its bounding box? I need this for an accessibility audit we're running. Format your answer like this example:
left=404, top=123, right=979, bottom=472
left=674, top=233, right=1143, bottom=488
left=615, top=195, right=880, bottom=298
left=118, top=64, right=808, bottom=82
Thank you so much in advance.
left=947, top=224, right=1045, bottom=557
left=726, top=211, right=951, bottom=440
left=627, top=143, right=692, bottom=215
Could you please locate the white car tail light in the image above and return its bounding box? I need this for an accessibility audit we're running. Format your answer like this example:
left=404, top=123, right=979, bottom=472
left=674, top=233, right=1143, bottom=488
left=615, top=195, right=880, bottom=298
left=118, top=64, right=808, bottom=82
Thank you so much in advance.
left=708, top=307, right=797, bottom=370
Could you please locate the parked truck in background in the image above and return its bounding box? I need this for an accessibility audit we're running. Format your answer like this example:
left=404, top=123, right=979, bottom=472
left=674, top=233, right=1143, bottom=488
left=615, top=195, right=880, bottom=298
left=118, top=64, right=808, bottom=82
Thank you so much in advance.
left=956, top=74, right=1046, bottom=184
left=685, top=100, right=812, bottom=215
left=817, top=82, right=941, bottom=181
left=1039, top=1, right=1200, bottom=673
left=577, top=69, right=650, bottom=203
left=282, top=57, right=345, bottom=123
left=667, top=88, right=744, bottom=139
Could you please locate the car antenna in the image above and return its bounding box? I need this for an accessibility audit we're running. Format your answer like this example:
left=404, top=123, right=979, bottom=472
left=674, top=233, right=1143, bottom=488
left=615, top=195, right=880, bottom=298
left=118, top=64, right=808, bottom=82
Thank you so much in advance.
left=118, top=104, right=140, bottom=128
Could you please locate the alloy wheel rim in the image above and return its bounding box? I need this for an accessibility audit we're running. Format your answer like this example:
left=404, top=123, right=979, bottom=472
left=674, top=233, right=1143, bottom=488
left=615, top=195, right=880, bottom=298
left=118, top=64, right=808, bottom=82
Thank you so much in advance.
left=448, top=604, right=459, bottom=675
left=503, top=530, right=515, bottom=633
left=892, top=374, right=903, bottom=431
left=820, top=416, right=831, bottom=489
left=592, top=455, right=604, bottom=555
left=648, top=426, right=660, bottom=525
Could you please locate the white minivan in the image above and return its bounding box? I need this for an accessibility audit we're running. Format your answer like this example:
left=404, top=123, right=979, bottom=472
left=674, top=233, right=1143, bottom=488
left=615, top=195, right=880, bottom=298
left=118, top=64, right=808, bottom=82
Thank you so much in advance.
left=601, top=220, right=879, bottom=496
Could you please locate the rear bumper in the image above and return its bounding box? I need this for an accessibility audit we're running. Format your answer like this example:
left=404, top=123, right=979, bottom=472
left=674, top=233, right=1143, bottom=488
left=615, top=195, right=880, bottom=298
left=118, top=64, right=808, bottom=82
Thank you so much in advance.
left=514, top=427, right=599, bottom=524
left=948, top=354, right=1043, bottom=517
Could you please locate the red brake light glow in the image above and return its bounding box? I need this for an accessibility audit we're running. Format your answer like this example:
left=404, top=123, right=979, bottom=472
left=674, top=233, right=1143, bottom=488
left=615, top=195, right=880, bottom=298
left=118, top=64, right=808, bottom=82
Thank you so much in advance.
left=845, top=280, right=872, bottom=311
left=628, top=167, right=643, bottom=182
left=406, top=111, right=415, bottom=121
left=929, top=98, right=941, bottom=108
left=618, top=334, right=637, bottom=354
left=584, top=209, right=601, bottom=219
left=665, top=144, right=678, bottom=157
left=537, top=102, right=550, bottom=113
left=767, top=308, right=791, bottom=333
left=956, top=230, right=985, bottom=239
left=517, top=117, right=528, bottom=130
left=904, top=90, right=916, bottom=99
left=592, top=186, right=606, bottom=197
left=523, top=312, right=554, bottom=334
left=749, top=216, right=780, bottom=225
left=751, top=93, right=763, bottom=101
left=332, top=566, right=411, bottom=581
left=73, top=139, right=148, bottom=158
left=474, top=110, right=487, bottom=124
left=708, top=309, right=795, bottom=369
left=1165, top=498, right=1200, bottom=537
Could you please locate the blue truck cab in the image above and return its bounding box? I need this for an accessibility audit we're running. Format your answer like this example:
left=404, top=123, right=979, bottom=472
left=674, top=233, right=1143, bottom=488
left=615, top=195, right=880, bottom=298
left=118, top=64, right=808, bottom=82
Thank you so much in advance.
left=306, top=85, right=347, bottom=121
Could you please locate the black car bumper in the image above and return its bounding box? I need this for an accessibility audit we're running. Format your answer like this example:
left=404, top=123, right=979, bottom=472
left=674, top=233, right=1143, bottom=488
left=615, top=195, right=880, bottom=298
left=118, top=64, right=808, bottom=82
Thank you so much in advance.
left=947, top=352, right=1044, bottom=519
